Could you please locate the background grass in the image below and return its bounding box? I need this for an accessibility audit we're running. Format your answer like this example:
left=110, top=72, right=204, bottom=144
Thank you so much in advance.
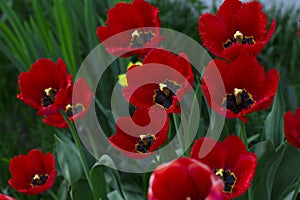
left=0, top=0, right=299, bottom=199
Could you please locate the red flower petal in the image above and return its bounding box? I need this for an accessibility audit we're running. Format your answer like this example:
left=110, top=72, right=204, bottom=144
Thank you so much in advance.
left=148, top=157, right=224, bottom=200
left=0, top=194, right=16, bottom=200
left=8, top=149, right=57, bottom=196
left=96, top=0, right=162, bottom=57
left=202, top=54, right=279, bottom=122
left=284, top=107, right=300, bottom=148
left=123, top=49, right=193, bottom=113
left=109, top=107, right=169, bottom=157
left=198, top=0, right=276, bottom=60
left=190, top=136, right=257, bottom=199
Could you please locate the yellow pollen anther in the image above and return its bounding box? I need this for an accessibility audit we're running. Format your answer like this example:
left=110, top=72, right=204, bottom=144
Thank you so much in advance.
left=215, top=169, right=224, bottom=177
left=33, top=174, right=40, bottom=180
left=65, top=104, right=72, bottom=110
left=234, top=88, right=243, bottom=105
left=234, top=31, right=244, bottom=44
left=132, top=30, right=140, bottom=38
left=44, top=87, right=53, bottom=96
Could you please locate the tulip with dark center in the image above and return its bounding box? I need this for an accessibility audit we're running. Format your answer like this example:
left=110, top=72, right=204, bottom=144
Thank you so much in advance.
left=201, top=54, right=279, bottom=122
left=191, top=135, right=257, bottom=199
left=199, top=0, right=276, bottom=60
left=8, top=149, right=57, bottom=196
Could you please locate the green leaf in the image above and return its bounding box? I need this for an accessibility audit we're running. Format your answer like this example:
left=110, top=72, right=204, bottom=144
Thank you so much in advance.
left=91, top=162, right=108, bottom=200
left=270, top=143, right=300, bottom=200
left=107, top=190, right=124, bottom=200
left=54, top=132, right=83, bottom=186
left=57, top=179, right=68, bottom=200
left=264, top=88, right=285, bottom=147
left=71, top=178, right=94, bottom=200
left=98, top=154, right=125, bottom=199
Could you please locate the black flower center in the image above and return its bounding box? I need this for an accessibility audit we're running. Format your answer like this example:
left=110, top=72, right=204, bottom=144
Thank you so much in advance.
left=130, top=30, right=154, bottom=48
left=65, top=103, right=85, bottom=117
left=223, top=31, right=256, bottom=49
left=31, top=174, right=49, bottom=187
left=213, top=169, right=237, bottom=193
left=153, top=80, right=182, bottom=109
left=42, top=87, right=57, bottom=107
left=222, top=88, right=255, bottom=114
left=135, top=134, right=156, bottom=154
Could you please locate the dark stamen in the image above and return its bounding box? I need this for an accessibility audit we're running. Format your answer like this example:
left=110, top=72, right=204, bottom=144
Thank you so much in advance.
left=31, top=174, right=49, bottom=187
left=130, top=30, right=154, bottom=48
left=153, top=80, right=182, bottom=109
left=222, top=88, right=255, bottom=114
left=222, top=31, right=255, bottom=49
left=65, top=103, right=85, bottom=117
left=135, top=135, right=156, bottom=153
left=213, top=169, right=237, bottom=193
left=42, top=88, right=57, bottom=107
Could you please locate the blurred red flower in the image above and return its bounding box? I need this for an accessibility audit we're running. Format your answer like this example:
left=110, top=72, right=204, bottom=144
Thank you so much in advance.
left=0, top=194, right=16, bottom=200
left=42, top=78, right=93, bottom=128
left=8, top=149, right=57, bottom=196
left=199, top=0, right=276, bottom=60
left=201, top=54, right=279, bottom=122
left=109, top=106, right=168, bottom=157
left=123, top=49, right=194, bottom=113
left=148, top=157, right=224, bottom=200
left=17, top=58, right=72, bottom=116
left=190, top=135, right=257, bottom=199
left=96, top=0, right=163, bottom=57
left=284, top=106, right=300, bottom=148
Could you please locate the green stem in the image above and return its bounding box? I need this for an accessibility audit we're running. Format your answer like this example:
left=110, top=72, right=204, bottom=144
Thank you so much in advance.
left=238, top=120, right=248, bottom=148
left=60, top=111, right=97, bottom=200
left=248, top=186, right=254, bottom=200
left=292, top=173, right=300, bottom=200
left=48, top=189, right=59, bottom=200
left=173, top=114, right=185, bottom=156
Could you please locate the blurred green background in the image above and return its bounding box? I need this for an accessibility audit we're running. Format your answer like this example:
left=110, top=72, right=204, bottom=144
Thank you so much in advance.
left=0, top=0, right=299, bottom=199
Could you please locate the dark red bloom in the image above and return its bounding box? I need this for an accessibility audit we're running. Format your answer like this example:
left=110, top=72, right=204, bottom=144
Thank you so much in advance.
left=109, top=106, right=169, bottom=157
left=42, top=78, right=93, bottom=128
left=298, top=20, right=300, bottom=36
left=284, top=106, right=300, bottom=148
left=17, top=58, right=72, bottom=116
left=123, top=49, right=194, bottom=113
left=199, top=0, right=276, bottom=60
left=190, top=135, right=257, bottom=199
left=0, top=194, right=16, bottom=200
left=148, top=157, right=224, bottom=200
left=96, top=0, right=163, bottom=57
left=201, top=54, right=279, bottom=122
left=8, top=149, right=57, bottom=196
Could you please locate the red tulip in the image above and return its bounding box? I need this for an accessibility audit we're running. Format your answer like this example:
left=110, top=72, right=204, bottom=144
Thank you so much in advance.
left=17, top=58, right=72, bottom=116
left=284, top=106, right=300, bottom=148
left=42, top=78, right=93, bottom=128
left=8, top=149, right=57, bottom=196
left=123, top=49, right=194, bottom=113
left=191, top=136, right=257, bottom=199
left=148, top=157, right=224, bottom=200
left=96, top=0, right=163, bottom=57
left=199, top=0, right=276, bottom=60
left=109, top=107, right=169, bottom=158
left=201, top=54, right=279, bottom=122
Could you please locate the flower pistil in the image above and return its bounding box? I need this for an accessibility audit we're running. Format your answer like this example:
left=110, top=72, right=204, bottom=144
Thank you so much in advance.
left=223, top=31, right=256, bottom=49
left=213, top=169, right=237, bottom=193
left=130, top=30, right=155, bottom=48
left=42, top=88, right=57, bottom=107
left=154, top=80, right=182, bottom=109
left=31, top=174, right=49, bottom=187
left=222, top=88, right=255, bottom=114
left=135, top=134, right=156, bottom=153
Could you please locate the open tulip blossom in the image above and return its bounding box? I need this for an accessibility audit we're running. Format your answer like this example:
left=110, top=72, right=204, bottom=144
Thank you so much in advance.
left=201, top=54, right=279, bottom=122
left=8, top=149, right=57, bottom=196
left=148, top=157, right=224, bottom=200
left=2, top=0, right=300, bottom=199
left=123, top=49, right=194, bottom=113
left=191, top=136, right=257, bottom=199
left=199, top=0, right=276, bottom=60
